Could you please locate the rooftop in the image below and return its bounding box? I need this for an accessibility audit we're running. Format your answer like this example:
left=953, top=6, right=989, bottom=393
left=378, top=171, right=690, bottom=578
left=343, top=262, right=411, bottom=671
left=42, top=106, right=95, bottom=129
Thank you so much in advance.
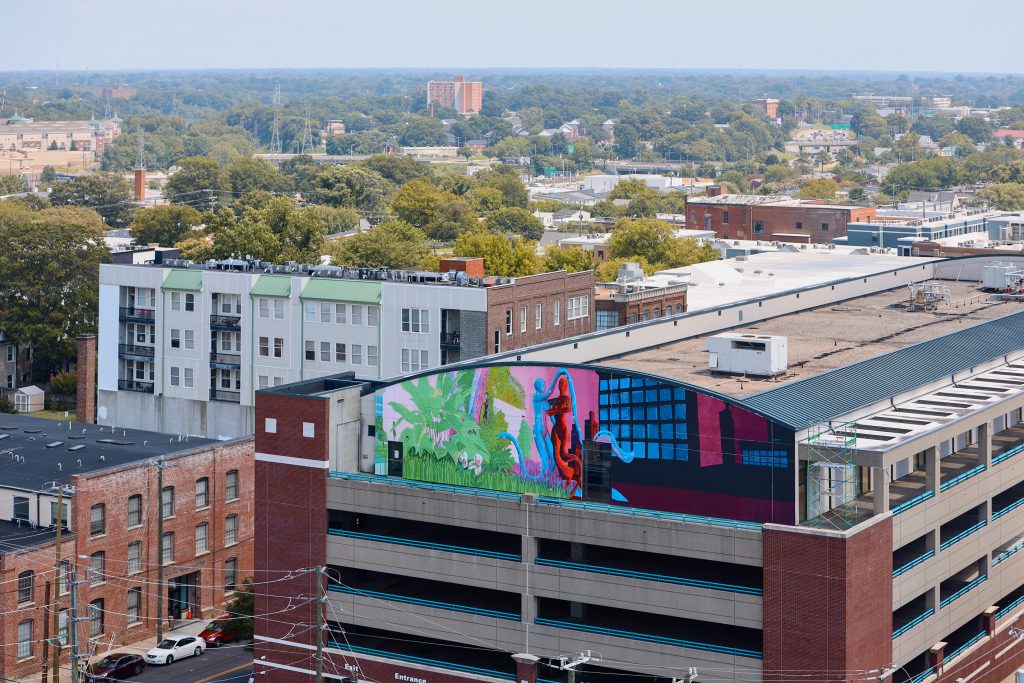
left=686, top=194, right=866, bottom=211
left=0, top=519, right=62, bottom=552
left=0, top=413, right=219, bottom=493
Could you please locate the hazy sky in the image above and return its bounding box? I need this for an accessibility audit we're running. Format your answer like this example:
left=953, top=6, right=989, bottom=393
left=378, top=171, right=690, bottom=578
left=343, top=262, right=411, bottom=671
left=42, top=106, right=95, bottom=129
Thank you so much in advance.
left=7, top=0, right=1023, bottom=74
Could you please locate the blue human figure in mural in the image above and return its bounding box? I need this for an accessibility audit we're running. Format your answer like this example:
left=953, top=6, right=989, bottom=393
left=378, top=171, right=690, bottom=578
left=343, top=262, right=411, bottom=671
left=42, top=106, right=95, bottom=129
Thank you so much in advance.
left=531, top=377, right=558, bottom=477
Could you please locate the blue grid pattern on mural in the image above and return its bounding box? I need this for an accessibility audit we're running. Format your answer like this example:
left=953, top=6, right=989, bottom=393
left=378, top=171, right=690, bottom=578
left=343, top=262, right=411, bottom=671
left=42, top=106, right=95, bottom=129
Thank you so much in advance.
left=741, top=448, right=788, bottom=468
left=598, top=376, right=689, bottom=460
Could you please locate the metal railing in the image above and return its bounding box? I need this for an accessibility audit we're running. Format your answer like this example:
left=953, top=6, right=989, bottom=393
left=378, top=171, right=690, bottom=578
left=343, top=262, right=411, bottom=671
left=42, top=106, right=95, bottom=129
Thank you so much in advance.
left=209, top=389, right=241, bottom=403
left=534, top=617, right=762, bottom=659
left=536, top=496, right=764, bottom=531
left=535, top=557, right=762, bottom=596
left=945, top=631, right=986, bottom=663
left=940, top=520, right=987, bottom=551
left=209, top=313, right=242, bottom=329
left=996, top=593, right=1024, bottom=620
left=119, top=306, right=155, bottom=322
left=892, top=608, right=934, bottom=639
left=993, top=442, right=1024, bottom=466
left=118, top=343, right=155, bottom=358
left=328, top=642, right=521, bottom=682
left=117, top=379, right=154, bottom=393
left=993, top=539, right=1024, bottom=566
left=327, top=528, right=521, bottom=562
left=992, top=496, right=1024, bottom=520
left=440, top=331, right=461, bottom=348
left=892, top=490, right=934, bottom=516
left=940, top=575, right=987, bottom=608
left=327, top=584, right=520, bottom=621
left=209, top=351, right=242, bottom=366
left=909, top=666, right=935, bottom=683
left=328, top=471, right=522, bottom=502
left=940, top=464, right=986, bottom=492
left=893, top=550, right=935, bottom=578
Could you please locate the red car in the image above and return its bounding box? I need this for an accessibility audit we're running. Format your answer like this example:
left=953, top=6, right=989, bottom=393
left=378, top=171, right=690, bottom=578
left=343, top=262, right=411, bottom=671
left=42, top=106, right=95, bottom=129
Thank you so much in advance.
left=86, top=653, right=145, bottom=681
left=198, top=619, right=234, bottom=647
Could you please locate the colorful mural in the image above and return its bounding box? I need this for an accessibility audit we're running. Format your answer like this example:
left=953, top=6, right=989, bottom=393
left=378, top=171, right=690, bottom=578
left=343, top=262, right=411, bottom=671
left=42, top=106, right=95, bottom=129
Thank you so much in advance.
left=376, top=364, right=795, bottom=524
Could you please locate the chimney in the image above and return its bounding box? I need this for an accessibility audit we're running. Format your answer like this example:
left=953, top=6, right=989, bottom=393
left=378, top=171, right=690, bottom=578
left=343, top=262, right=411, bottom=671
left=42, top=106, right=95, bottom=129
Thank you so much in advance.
left=706, top=185, right=724, bottom=197
left=133, top=168, right=146, bottom=201
left=76, top=333, right=97, bottom=425
left=439, top=257, right=485, bottom=279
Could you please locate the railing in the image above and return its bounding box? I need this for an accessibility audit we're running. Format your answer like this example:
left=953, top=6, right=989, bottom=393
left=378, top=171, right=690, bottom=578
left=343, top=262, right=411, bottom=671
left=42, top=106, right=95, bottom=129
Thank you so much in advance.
left=327, top=584, right=520, bottom=621
left=940, top=520, right=987, bottom=551
left=892, top=608, right=934, bottom=639
left=534, top=617, right=762, bottom=659
left=119, top=306, right=155, bottom=322
left=209, top=313, right=242, bottom=329
left=996, top=593, right=1024, bottom=620
left=940, top=574, right=987, bottom=608
left=892, top=490, right=934, bottom=516
left=940, top=464, right=986, bottom=492
left=993, top=539, right=1024, bottom=566
left=945, top=631, right=986, bottom=663
left=993, top=496, right=1024, bottom=520
left=118, top=343, right=154, bottom=358
left=117, top=379, right=154, bottom=393
left=328, top=642, right=522, bottom=682
left=209, top=351, right=242, bottom=367
left=535, top=557, right=762, bottom=596
left=893, top=550, right=935, bottom=578
left=440, top=331, right=462, bottom=348
left=536, top=496, right=764, bottom=532
left=327, top=528, right=521, bottom=562
left=209, top=389, right=241, bottom=403
left=328, top=471, right=522, bottom=502
left=909, top=666, right=935, bottom=683
left=993, top=442, right=1024, bottom=467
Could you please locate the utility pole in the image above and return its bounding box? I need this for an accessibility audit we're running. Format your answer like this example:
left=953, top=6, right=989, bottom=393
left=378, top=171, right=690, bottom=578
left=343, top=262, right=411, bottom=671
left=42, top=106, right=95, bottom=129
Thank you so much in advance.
left=69, top=569, right=81, bottom=683
left=558, top=650, right=596, bottom=683
left=156, top=457, right=166, bottom=643
left=41, top=580, right=51, bottom=683
left=52, top=485, right=64, bottom=683
left=315, top=565, right=325, bottom=683
left=269, top=82, right=282, bottom=155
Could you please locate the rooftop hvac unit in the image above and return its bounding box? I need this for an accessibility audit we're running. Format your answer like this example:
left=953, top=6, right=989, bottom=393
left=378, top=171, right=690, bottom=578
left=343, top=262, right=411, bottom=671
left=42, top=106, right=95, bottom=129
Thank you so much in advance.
left=983, top=262, right=1021, bottom=290
left=704, top=332, right=788, bottom=377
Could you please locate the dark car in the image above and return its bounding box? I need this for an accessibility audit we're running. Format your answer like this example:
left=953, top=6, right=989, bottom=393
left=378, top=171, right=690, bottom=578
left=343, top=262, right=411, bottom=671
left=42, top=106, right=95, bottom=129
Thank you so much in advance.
left=86, top=653, right=145, bottom=681
left=198, top=619, right=234, bottom=647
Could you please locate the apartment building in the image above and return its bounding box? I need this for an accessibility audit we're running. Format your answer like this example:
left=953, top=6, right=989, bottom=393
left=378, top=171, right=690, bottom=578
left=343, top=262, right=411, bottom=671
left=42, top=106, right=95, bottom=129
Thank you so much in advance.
left=0, top=413, right=253, bottom=681
left=253, top=255, right=1024, bottom=683
left=97, top=258, right=593, bottom=438
left=427, top=75, right=483, bottom=114
left=0, top=114, right=121, bottom=153
left=0, top=331, right=31, bottom=391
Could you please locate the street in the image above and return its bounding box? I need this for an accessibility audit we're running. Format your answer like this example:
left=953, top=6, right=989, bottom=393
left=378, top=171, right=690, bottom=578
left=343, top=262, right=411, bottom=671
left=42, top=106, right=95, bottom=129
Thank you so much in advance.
left=132, top=644, right=252, bottom=683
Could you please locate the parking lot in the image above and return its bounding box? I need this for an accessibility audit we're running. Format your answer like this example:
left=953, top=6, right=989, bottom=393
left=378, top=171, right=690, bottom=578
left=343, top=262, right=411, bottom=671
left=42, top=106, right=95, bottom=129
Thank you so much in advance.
left=111, top=643, right=252, bottom=683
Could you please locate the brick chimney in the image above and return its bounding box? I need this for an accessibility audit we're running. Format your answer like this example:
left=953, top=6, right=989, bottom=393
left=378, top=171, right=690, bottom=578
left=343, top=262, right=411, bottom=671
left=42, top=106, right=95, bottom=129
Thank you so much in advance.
left=706, top=184, right=725, bottom=197
left=133, top=168, right=146, bottom=201
left=439, top=257, right=485, bottom=279
left=76, top=333, right=97, bottom=424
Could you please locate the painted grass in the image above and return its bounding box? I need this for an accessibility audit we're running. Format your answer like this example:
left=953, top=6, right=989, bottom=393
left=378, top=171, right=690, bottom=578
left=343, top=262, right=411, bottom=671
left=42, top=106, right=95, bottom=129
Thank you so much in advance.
left=404, top=453, right=568, bottom=498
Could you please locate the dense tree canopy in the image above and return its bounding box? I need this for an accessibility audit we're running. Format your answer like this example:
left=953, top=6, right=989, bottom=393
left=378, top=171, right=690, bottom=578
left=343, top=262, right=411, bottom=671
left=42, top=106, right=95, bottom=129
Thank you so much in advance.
left=325, top=220, right=432, bottom=269
left=49, top=173, right=135, bottom=228
left=130, top=205, right=204, bottom=246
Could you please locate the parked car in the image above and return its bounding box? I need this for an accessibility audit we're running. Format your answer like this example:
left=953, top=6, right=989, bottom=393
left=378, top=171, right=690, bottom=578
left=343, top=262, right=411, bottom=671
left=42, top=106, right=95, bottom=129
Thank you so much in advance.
left=145, top=635, right=205, bottom=665
left=85, top=653, right=145, bottom=681
left=199, top=619, right=234, bottom=647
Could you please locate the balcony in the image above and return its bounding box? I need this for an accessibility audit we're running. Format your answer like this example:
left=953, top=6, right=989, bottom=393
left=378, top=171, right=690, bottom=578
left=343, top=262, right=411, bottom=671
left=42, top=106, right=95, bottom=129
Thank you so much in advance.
left=209, top=388, right=240, bottom=403
left=119, top=306, right=155, bottom=324
left=118, top=379, right=154, bottom=394
left=209, top=351, right=241, bottom=369
left=209, top=313, right=241, bottom=331
left=440, top=330, right=461, bottom=349
left=118, top=343, right=155, bottom=361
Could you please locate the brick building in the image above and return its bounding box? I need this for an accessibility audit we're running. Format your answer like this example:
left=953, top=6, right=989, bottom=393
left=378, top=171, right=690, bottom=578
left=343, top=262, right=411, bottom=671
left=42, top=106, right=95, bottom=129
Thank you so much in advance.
left=594, top=262, right=688, bottom=329
left=685, top=193, right=876, bottom=243
left=427, top=75, right=483, bottom=114
left=0, top=413, right=254, bottom=680
left=485, top=269, right=594, bottom=354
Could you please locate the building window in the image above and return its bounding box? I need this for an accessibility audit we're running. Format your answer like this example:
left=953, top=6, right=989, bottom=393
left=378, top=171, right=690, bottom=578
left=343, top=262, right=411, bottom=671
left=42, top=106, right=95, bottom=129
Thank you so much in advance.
left=351, top=304, right=363, bottom=325
left=493, top=330, right=500, bottom=353
left=723, top=210, right=730, bottom=224
left=675, top=303, right=684, bottom=313
left=196, top=477, right=209, bottom=508
left=352, top=344, right=363, bottom=365
left=171, top=291, right=181, bottom=311
left=225, top=470, right=239, bottom=501
left=264, top=417, right=277, bottom=433
left=274, top=299, right=284, bottom=319
left=90, top=504, right=105, bottom=536
left=225, top=514, right=238, bottom=545
left=258, top=336, right=269, bottom=356
left=554, top=299, right=560, bottom=326
left=89, top=599, right=104, bottom=637
left=58, top=609, right=69, bottom=644
left=304, top=301, right=316, bottom=322
left=170, top=328, right=180, bottom=348
left=304, top=340, right=315, bottom=361
left=161, top=532, right=174, bottom=565
left=302, top=422, right=315, bottom=438
left=224, top=558, right=238, bottom=593
left=183, top=329, right=194, bottom=350
left=567, top=296, right=589, bottom=320
left=821, top=222, right=829, bottom=231
left=17, top=571, right=33, bottom=604
left=505, top=309, right=512, bottom=335
left=161, top=486, right=174, bottom=519
left=185, top=293, right=195, bottom=311
left=320, top=302, right=332, bottom=323
left=258, top=298, right=270, bottom=318
left=17, top=619, right=33, bottom=659
left=89, top=552, right=105, bottom=585
left=320, top=341, right=330, bottom=362
left=401, top=308, right=429, bottom=333
left=753, top=220, right=765, bottom=235
left=367, top=345, right=378, bottom=367
left=127, top=588, right=141, bottom=625
left=335, top=303, right=346, bottom=323
left=595, top=310, right=619, bottom=331
left=520, top=306, right=527, bottom=333
left=51, top=501, right=68, bottom=527
left=335, top=343, right=347, bottom=362
left=13, top=495, right=29, bottom=521
left=795, top=221, right=803, bottom=229
left=367, top=305, right=379, bottom=326
left=535, top=303, right=542, bottom=330
left=170, top=366, right=180, bottom=386
left=184, top=368, right=194, bottom=388
left=195, top=523, right=209, bottom=554
left=273, top=337, right=283, bottom=358
left=401, top=348, right=428, bottom=373
left=127, top=541, right=142, bottom=574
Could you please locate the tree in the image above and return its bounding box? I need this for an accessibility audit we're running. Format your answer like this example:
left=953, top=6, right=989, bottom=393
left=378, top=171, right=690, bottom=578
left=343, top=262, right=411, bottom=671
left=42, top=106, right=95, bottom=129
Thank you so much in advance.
left=175, top=234, right=214, bottom=262
left=279, top=206, right=331, bottom=263
left=130, top=205, right=204, bottom=246
left=815, top=149, right=834, bottom=170
left=221, top=579, right=254, bottom=642
left=210, top=216, right=281, bottom=262
left=49, top=172, right=135, bottom=228
left=164, top=156, right=229, bottom=210
left=225, top=157, right=290, bottom=196
left=939, top=132, right=975, bottom=158
left=37, top=206, right=107, bottom=234
left=0, top=219, right=110, bottom=376
left=391, top=179, right=449, bottom=229
left=797, top=178, right=840, bottom=201
left=978, top=183, right=1024, bottom=210
left=485, top=207, right=545, bottom=241
left=40, top=166, right=57, bottom=185
left=400, top=116, right=447, bottom=146
left=475, top=166, right=529, bottom=208
left=764, top=164, right=800, bottom=184
left=607, top=218, right=718, bottom=268
left=543, top=246, right=594, bottom=273
left=361, top=154, right=432, bottom=185
left=613, top=123, right=640, bottom=158
left=307, top=165, right=394, bottom=216
left=955, top=116, right=992, bottom=143
left=454, top=228, right=539, bottom=277
left=325, top=220, right=431, bottom=269
left=467, top=186, right=505, bottom=213
left=884, top=157, right=959, bottom=195
left=0, top=175, right=29, bottom=195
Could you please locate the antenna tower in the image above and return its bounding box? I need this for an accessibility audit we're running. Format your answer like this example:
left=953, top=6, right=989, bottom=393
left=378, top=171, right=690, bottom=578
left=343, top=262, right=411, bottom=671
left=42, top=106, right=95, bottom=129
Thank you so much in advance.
left=300, top=103, right=313, bottom=154
left=269, top=82, right=282, bottom=154
left=0, top=89, right=6, bottom=112
left=171, top=94, right=179, bottom=118
left=103, top=92, right=111, bottom=120
left=135, top=128, right=146, bottom=171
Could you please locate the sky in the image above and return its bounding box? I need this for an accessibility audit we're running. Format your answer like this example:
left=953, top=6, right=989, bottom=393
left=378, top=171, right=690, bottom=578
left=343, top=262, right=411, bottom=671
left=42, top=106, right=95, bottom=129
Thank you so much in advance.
left=5, top=0, right=1024, bottom=74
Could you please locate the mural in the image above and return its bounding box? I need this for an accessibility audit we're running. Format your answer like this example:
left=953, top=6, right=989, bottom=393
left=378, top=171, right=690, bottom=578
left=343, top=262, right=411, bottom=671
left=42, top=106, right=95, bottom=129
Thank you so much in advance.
left=377, top=365, right=795, bottom=524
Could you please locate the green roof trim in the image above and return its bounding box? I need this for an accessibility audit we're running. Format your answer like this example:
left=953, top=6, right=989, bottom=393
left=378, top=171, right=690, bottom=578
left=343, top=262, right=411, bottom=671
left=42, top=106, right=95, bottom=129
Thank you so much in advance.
left=161, top=269, right=203, bottom=291
left=300, top=278, right=380, bottom=304
left=250, top=275, right=292, bottom=298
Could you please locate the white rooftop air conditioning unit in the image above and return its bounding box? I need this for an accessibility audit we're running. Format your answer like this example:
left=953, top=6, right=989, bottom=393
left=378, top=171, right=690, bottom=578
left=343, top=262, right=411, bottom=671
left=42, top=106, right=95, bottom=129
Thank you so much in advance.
left=705, top=333, right=788, bottom=377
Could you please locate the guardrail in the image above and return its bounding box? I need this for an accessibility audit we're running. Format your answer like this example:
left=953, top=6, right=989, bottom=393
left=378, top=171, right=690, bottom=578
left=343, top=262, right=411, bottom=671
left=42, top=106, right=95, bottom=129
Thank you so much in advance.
left=892, top=490, right=934, bottom=516
left=892, top=608, right=934, bottom=639
left=996, top=593, right=1024, bottom=620
left=535, top=496, right=763, bottom=532
left=992, top=496, right=1024, bottom=520
left=119, top=306, right=155, bottom=322
left=328, top=471, right=523, bottom=502
left=994, top=539, right=1024, bottom=566
left=118, top=343, right=154, bottom=358
left=535, top=557, right=762, bottom=596
left=535, top=617, right=762, bottom=659
left=940, top=464, right=986, bottom=492
left=328, top=642, right=526, bottom=682
left=327, top=528, right=521, bottom=562
left=328, top=584, right=520, bottom=621
left=893, top=550, right=935, bottom=578
left=209, top=389, right=241, bottom=402
left=210, top=313, right=242, bottom=329
left=940, top=574, right=987, bottom=609
left=993, top=442, right=1024, bottom=466
left=945, top=631, right=986, bottom=663
left=117, top=379, right=154, bottom=393
left=940, top=520, right=987, bottom=551
left=909, top=666, right=935, bottom=683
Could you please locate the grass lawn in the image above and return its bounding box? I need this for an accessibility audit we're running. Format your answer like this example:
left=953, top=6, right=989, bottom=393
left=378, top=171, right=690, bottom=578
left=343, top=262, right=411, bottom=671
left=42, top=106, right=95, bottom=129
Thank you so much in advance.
left=22, top=409, right=77, bottom=422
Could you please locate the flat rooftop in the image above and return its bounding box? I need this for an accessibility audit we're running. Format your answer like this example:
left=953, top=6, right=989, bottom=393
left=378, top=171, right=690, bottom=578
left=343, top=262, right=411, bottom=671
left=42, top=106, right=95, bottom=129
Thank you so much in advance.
left=0, top=413, right=219, bottom=493
left=0, top=519, right=62, bottom=552
left=600, top=281, right=1016, bottom=401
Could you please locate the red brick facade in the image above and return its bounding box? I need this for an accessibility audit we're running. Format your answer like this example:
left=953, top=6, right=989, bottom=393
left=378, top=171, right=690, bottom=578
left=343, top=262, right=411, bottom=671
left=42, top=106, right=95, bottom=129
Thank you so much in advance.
left=762, top=517, right=893, bottom=682
left=486, top=270, right=595, bottom=354
left=685, top=200, right=876, bottom=243
left=77, top=333, right=96, bottom=425
left=595, top=287, right=687, bottom=327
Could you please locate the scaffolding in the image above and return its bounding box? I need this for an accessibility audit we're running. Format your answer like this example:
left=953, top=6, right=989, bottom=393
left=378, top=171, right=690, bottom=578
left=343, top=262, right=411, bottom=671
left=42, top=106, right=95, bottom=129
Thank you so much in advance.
left=804, top=422, right=860, bottom=530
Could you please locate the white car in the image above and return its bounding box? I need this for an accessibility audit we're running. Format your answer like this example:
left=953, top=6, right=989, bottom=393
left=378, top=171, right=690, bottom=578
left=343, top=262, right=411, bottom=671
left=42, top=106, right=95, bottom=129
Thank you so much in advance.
left=145, top=636, right=205, bottom=665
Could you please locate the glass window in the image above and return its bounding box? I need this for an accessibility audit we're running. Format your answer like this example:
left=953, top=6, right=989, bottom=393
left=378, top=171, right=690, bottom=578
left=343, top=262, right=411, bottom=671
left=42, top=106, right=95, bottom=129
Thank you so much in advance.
left=351, top=305, right=363, bottom=325
left=225, top=470, right=239, bottom=501
left=170, top=366, right=180, bottom=386
left=127, top=541, right=142, bottom=574
left=195, top=523, right=209, bottom=554
left=304, top=302, right=316, bottom=322
left=58, top=609, right=68, bottom=644
left=90, top=504, right=105, bottom=536
left=185, top=293, right=195, bottom=311
left=367, top=306, right=379, bottom=326
left=127, top=588, right=141, bottom=624
left=196, top=478, right=209, bottom=508
left=89, top=552, right=105, bottom=585
left=258, top=336, right=269, bottom=356
left=535, top=303, right=542, bottom=329
left=184, top=329, right=194, bottom=350
left=161, top=532, right=174, bottom=565
left=13, top=495, right=29, bottom=521
left=17, top=571, right=33, bottom=604
left=259, top=298, right=270, bottom=318
left=367, top=345, right=378, bottom=368
left=17, top=619, right=32, bottom=659
left=402, top=308, right=429, bottom=333
left=352, top=344, right=363, bottom=365
left=171, top=291, right=181, bottom=311
left=335, top=343, right=346, bottom=362
left=335, top=303, right=346, bottom=323
left=554, top=299, right=560, bottom=325
left=320, top=302, right=332, bottom=323
left=184, top=368, right=194, bottom=388
left=520, top=306, right=527, bottom=332
left=161, top=487, right=174, bottom=519
left=274, top=337, right=283, bottom=358
left=170, top=328, right=180, bottom=348
left=224, top=558, right=238, bottom=592
left=89, top=599, right=104, bottom=637
left=273, top=299, right=284, bottom=319
left=304, top=340, right=315, bottom=361
left=225, top=514, right=238, bottom=545
left=320, top=341, right=330, bottom=362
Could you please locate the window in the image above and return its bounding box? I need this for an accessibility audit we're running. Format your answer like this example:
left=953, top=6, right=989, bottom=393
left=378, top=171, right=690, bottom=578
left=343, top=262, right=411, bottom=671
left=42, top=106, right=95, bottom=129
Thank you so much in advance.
left=13, top=495, right=29, bottom=521
left=302, top=422, right=315, bottom=438
left=821, top=222, right=829, bottom=231
left=304, top=340, right=315, bottom=361
left=224, top=558, right=238, bottom=592
left=258, top=374, right=269, bottom=389
left=723, top=210, right=730, bottom=224
left=335, top=303, right=347, bottom=323
left=335, top=343, right=347, bottom=362
left=18, top=571, right=33, bottom=604
left=58, top=609, right=69, bottom=644
left=258, top=298, right=270, bottom=318
left=352, top=344, right=363, bottom=365
left=320, top=341, right=330, bottom=362
left=183, top=329, right=194, bottom=350
left=274, top=337, right=283, bottom=358
left=196, top=477, right=209, bottom=508
left=161, top=532, right=174, bottom=564
left=126, top=495, right=142, bottom=527
left=494, top=330, right=500, bottom=353
left=273, top=299, right=284, bottom=319
left=170, top=366, right=180, bottom=386
left=89, top=599, right=104, bottom=637
left=304, top=302, right=316, bottom=322
left=171, top=291, right=181, bottom=311
left=7, top=346, right=13, bottom=362
left=127, top=588, right=141, bottom=624
left=51, top=501, right=68, bottom=527
left=520, top=306, right=527, bottom=333
left=567, top=296, right=589, bottom=320
left=225, top=470, right=239, bottom=501
left=90, top=504, right=105, bottom=536
left=259, top=336, right=269, bottom=356
left=795, top=221, right=803, bottom=229
left=401, top=308, right=429, bottom=333
left=161, top=486, right=174, bottom=519
left=6, top=374, right=12, bottom=388
left=554, top=299, right=561, bottom=326
left=225, top=514, right=238, bottom=545
left=320, top=302, right=332, bottom=323
left=535, top=304, right=542, bottom=330
left=595, top=310, right=619, bottom=331
left=401, top=348, right=429, bottom=373
left=265, top=417, right=277, bottom=433
left=184, top=368, right=194, bottom=388
left=128, top=541, right=142, bottom=574
left=367, top=345, right=378, bottom=368
left=170, top=328, right=181, bottom=348
left=17, top=619, right=33, bottom=659
left=505, top=309, right=512, bottom=334
left=753, top=220, right=765, bottom=235
left=351, top=304, right=363, bottom=325
left=195, top=523, right=209, bottom=554
left=185, top=293, right=195, bottom=311
left=89, top=552, right=105, bottom=585
left=367, top=305, right=379, bottom=326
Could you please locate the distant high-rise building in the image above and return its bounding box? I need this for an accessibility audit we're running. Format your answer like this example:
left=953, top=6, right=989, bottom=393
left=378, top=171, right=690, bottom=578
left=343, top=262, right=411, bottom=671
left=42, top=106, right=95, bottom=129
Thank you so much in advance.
left=427, top=75, right=483, bottom=114
left=752, top=97, right=779, bottom=119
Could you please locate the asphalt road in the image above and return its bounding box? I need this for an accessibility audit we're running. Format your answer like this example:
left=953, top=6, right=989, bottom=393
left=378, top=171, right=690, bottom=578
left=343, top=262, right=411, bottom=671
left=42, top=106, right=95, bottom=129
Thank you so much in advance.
left=134, top=644, right=252, bottom=683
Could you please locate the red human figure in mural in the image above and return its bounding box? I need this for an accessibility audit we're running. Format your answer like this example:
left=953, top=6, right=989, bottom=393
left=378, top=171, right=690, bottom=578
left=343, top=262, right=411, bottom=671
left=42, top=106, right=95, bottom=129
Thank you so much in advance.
left=546, top=376, right=582, bottom=490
